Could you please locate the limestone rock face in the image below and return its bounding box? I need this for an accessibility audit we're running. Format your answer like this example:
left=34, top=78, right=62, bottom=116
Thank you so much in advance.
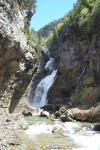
left=48, top=30, right=100, bottom=109
left=0, top=0, right=37, bottom=113
left=0, top=0, right=28, bottom=50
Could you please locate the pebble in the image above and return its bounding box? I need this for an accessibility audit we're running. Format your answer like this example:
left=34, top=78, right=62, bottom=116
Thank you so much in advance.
left=2, top=140, right=8, bottom=147
left=0, top=114, right=27, bottom=149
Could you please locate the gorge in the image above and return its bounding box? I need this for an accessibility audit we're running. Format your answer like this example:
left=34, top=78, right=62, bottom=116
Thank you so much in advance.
left=0, top=0, right=100, bottom=149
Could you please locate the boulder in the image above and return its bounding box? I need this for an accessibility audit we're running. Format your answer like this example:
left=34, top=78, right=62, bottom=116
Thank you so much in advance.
left=6, top=118, right=11, bottom=122
left=60, top=114, right=67, bottom=122
left=40, top=111, right=49, bottom=118
left=59, top=106, right=67, bottom=114
left=42, top=104, right=56, bottom=112
left=67, top=105, right=100, bottom=122
left=93, top=124, right=100, bottom=131
left=60, top=112, right=74, bottom=122
left=55, top=111, right=61, bottom=118
left=22, top=110, right=32, bottom=116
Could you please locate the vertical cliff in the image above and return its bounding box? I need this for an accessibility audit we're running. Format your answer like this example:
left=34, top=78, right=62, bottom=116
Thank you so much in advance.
left=46, top=0, right=100, bottom=110
left=0, top=0, right=38, bottom=113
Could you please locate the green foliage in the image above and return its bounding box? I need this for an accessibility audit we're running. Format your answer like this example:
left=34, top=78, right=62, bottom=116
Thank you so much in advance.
left=79, top=8, right=89, bottom=26
left=56, top=23, right=64, bottom=32
left=85, top=0, right=100, bottom=32
left=45, top=0, right=100, bottom=49
left=86, top=0, right=94, bottom=5
left=17, top=0, right=36, bottom=14
left=24, top=23, right=42, bottom=59
left=42, top=32, right=54, bottom=48
left=64, top=0, right=100, bottom=33
left=36, top=45, right=42, bottom=59
left=17, top=0, right=23, bottom=6
left=64, top=16, right=70, bottom=23
left=81, top=8, right=89, bottom=16
left=18, top=0, right=36, bottom=8
left=17, top=0, right=42, bottom=59
left=24, top=24, right=33, bottom=48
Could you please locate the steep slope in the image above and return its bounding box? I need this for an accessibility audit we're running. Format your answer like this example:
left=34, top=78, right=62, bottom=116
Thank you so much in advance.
left=47, top=0, right=100, bottom=111
left=38, top=17, right=64, bottom=38
left=0, top=0, right=38, bottom=113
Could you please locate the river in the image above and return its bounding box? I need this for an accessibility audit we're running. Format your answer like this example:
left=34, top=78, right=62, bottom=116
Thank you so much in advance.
left=25, top=57, right=100, bottom=150
left=16, top=112, right=100, bottom=150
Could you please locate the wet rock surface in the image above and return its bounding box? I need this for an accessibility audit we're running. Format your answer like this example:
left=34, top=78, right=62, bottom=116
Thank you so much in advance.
left=52, top=127, right=63, bottom=135
left=93, top=124, right=100, bottom=131
left=54, top=106, right=73, bottom=122
left=22, top=110, right=32, bottom=117
left=40, top=111, right=49, bottom=118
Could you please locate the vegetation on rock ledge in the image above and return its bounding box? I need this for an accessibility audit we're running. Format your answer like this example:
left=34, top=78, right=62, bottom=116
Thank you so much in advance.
left=43, top=0, right=100, bottom=48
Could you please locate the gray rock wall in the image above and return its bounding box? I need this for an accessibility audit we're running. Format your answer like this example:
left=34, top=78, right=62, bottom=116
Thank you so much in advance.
left=0, top=0, right=37, bottom=113
left=48, top=31, right=100, bottom=109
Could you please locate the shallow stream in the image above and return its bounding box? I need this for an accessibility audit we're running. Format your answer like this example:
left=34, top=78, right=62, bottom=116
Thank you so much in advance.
left=17, top=113, right=100, bottom=150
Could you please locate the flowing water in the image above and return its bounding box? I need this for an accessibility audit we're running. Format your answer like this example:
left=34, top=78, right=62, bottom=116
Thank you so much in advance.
left=33, top=58, right=57, bottom=108
left=22, top=114, right=100, bottom=150
left=25, top=57, right=100, bottom=150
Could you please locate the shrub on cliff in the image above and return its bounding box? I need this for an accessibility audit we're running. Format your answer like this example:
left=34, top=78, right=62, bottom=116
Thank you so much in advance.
left=24, top=24, right=42, bottom=59
left=63, top=0, right=100, bottom=33
left=85, top=0, right=100, bottom=32
left=17, top=0, right=42, bottom=59
left=45, top=0, right=100, bottom=49
left=17, top=0, right=37, bottom=10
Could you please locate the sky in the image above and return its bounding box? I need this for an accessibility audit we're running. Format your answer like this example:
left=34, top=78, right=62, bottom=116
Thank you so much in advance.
left=30, top=0, right=77, bottom=31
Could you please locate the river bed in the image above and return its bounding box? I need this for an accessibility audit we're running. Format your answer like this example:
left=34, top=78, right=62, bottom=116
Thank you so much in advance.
left=17, top=114, right=100, bottom=150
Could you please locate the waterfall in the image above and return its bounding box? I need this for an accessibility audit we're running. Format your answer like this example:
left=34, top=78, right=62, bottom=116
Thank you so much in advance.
left=44, top=57, right=54, bottom=70
left=33, top=58, right=57, bottom=108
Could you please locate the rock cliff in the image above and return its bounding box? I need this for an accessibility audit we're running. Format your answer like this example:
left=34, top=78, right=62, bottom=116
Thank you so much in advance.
left=0, top=0, right=38, bottom=113
left=48, top=35, right=100, bottom=109
left=47, top=0, right=100, bottom=110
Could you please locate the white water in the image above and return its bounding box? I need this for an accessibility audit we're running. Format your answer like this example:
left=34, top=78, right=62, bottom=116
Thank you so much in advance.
left=28, top=57, right=100, bottom=149
left=62, top=122, right=100, bottom=150
left=72, top=134, right=100, bottom=150
left=25, top=123, right=53, bottom=137
left=45, top=57, right=54, bottom=70
left=26, top=120, right=100, bottom=150
left=33, top=58, right=57, bottom=108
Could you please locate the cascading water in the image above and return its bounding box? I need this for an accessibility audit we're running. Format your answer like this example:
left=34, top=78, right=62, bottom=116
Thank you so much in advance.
left=26, top=58, right=100, bottom=149
left=44, top=57, right=54, bottom=70
left=33, top=58, right=57, bottom=108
